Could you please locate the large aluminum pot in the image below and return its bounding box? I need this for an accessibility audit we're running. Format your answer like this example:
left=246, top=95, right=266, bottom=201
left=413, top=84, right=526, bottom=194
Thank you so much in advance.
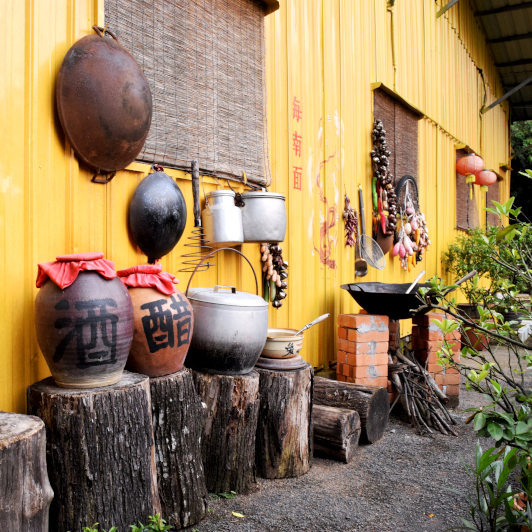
left=185, top=249, right=268, bottom=375
left=240, top=191, right=286, bottom=243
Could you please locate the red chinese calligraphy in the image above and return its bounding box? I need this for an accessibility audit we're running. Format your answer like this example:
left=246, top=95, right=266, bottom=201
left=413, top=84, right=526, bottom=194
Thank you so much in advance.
left=292, top=132, right=302, bottom=158
left=293, top=166, right=302, bottom=190
left=292, top=97, right=302, bottom=122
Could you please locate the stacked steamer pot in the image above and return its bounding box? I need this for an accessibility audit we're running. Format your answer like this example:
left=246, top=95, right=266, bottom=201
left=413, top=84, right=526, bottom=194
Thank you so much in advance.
left=185, top=249, right=268, bottom=375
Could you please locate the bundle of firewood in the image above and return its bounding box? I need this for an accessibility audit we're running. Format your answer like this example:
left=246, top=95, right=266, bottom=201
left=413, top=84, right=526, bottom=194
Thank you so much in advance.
left=389, top=345, right=457, bottom=437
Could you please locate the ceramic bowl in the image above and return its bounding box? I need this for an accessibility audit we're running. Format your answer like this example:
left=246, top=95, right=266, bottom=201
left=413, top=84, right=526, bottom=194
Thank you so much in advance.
left=261, top=328, right=304, bottom=359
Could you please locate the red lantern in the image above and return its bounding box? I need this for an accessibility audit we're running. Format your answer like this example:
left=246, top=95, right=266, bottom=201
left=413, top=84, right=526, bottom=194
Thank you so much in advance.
left=456, top=154, right=484, bottom=199
left=475, top=169, right=497, bottom=192
left=456, top=153, right=484, bottom=176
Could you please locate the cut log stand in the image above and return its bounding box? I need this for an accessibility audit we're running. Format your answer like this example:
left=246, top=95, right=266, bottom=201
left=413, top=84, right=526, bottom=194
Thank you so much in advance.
left=150, top=369, right=208, bottom=529
left=0, top=412, right=54, bottom=531
left=27, top=372, right=161, bottom=532
left=255, top=363, right=313, bottom=478
left=192, top=370, right=260, bottom=494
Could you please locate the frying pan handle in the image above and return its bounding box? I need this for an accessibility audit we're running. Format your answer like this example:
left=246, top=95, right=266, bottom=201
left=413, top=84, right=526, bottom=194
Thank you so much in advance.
left=92, top=25, right=118, bottom=42
left=185, top=247, right=259, bottom=297
left=455, top=270, right=477, bottom=286
left=191, top=160, right=201, bottom=227
left=358, top=186, right=366, bottom=236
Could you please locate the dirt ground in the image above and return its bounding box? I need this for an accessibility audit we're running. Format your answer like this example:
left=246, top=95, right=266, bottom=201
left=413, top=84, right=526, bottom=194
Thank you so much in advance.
left=191, top=379, right=490, bottom=532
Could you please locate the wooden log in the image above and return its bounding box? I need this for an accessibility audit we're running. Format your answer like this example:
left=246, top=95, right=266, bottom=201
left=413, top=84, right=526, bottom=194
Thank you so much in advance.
left=150, top=369, right=208, bottom=529
left=0, top=412, right=54, bottom=531
left=255, top=364, right=313, bottom=479
left=27, top=372, right=160, bottom=531
left=192, top=370, right=260, bottom=494
left=312, top=405, right=361, bottom=463
left=313, top=376, right=389, bottom=443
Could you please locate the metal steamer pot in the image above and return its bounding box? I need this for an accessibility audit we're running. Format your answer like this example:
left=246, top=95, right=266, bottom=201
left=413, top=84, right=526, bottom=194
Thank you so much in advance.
left=185, top=248, right=268, bottom=375
left=240, top=191, right=286, bottom=243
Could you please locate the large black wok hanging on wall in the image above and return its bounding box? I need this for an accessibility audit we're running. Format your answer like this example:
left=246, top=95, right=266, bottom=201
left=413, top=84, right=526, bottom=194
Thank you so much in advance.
left=56, top=26, right=152, bottom=180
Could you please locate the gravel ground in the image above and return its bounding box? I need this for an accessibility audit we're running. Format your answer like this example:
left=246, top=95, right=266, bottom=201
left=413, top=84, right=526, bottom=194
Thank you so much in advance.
left=192, top=381, right=488, bottom=532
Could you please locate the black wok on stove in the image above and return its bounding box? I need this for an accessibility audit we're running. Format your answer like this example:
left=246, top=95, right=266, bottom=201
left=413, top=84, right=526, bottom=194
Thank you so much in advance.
left=341, top=282, right=434, bottom=320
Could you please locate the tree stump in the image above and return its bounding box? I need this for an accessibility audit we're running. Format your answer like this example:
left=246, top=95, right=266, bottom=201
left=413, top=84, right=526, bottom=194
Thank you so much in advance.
left=313, top=376, right=389, bottom=443
left=192, top=370, right=260, bottom=494
left=27, top=372, right=160, bottom=531
left=312, top=405, right=361, bottom=463
left=0, top=412, right=54, bottom=531
left=150, top=369, right=208, bottom=529
left=255, top=364, right=313, bottom=479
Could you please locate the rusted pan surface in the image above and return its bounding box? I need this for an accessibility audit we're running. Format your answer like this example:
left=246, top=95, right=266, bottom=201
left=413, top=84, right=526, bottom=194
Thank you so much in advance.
left=56, top=26, right=152, bottom=173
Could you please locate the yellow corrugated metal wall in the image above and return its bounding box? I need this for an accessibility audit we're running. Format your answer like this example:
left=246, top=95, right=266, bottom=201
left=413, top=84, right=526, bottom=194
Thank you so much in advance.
left=0, top=0, right=510, bottom=412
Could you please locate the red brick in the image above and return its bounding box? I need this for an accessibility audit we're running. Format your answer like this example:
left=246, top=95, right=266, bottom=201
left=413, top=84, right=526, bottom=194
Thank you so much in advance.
left=342, top=363, right=350, bottom=377
left=354, top=376, right=388, bottom=387
left=412, top=325, right=444, bottom=341
left=412, top=312, right=446, bottom=327
left=338, top=338, right=355, bottom=353
left=427, top=363, right=442, bottom=373
left=351, top=364, right=388, bottom=378
left=338, top=326, right=347, bottom=340
left=336, top=374, right=346, bottom=382
left=412, top=336, right=444, bottom=352
left=347, top=329, right=389, bottom=343
left=343, top=339, right=389, bottom=355
left=445, top=384, right=460, bottom=396
left=336, top=362, right=343, bottom=376
left=388, top=319, right=400, bottom=334
left=350, top=352, right=389, bottom=367
left=347, top=353, right=357, bottom=366
left=434, top=373, right=445, bottom=385
left=441, top=372, right=460, bottom=385
left=337, top=350, right=348, bottom=364
left=414, top=349, right=439, bottom=365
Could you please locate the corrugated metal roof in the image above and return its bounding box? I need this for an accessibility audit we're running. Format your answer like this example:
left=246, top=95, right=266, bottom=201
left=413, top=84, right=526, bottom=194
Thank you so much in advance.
left=470, top=0, right=532, bottom=121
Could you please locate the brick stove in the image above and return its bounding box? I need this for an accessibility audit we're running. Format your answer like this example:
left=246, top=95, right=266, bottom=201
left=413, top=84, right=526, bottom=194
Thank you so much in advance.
left=337, top=311, right=461, bottom=407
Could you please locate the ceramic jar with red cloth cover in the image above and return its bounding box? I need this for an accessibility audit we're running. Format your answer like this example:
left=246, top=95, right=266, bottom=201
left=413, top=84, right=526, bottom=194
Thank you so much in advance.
left=117, top=264, right=193, bottom=377
left=34, top=252, right=134, bottom=388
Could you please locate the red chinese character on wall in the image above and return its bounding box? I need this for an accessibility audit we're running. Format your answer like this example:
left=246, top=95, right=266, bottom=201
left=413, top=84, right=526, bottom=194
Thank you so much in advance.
left=293, top=166, right=302, bottom=190
left=292, top=97, right=302, bottom=122
left=292, top=132, right=302, bottom=158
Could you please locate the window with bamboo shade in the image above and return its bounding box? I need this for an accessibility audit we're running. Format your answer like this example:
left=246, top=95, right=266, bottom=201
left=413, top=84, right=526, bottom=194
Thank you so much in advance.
left=104, top=0, right=271, bottom=186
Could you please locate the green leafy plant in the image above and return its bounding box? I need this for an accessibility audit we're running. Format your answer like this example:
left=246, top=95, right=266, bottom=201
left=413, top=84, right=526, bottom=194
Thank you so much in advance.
left=210, top=490, right=237, bottom=500
left=80, top=525, right=117, bottom=532
left=460, top=444, right=530, bottom=531
left=420, top=193, right=532, bottom=531
left=76, top=514, right=170, bottom=532
left=130, top=513, right=172, bottom=532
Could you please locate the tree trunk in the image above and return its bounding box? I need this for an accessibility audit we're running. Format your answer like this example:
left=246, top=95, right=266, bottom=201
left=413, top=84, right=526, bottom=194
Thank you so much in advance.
left=150, top=369, right=208, bottom=529
left=27, top=372, right=160, bottom=531
left=313, top=376, right=389, bottom=443
left=192, top=370, right=260, bottom=494
left=312, top=405, right=361, bottom=463
left=0, top=412, right=54, bottom=531
left=255, top=364, right=313, bottom=479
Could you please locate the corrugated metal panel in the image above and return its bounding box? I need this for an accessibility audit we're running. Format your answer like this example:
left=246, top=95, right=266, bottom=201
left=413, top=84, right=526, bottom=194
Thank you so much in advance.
left=0, top=0, right=512, bottom=411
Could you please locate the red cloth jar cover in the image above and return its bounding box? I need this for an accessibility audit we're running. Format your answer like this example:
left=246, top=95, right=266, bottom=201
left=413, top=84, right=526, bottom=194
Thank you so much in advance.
left=36, top=252, right=116, bottom=288
left=117, top=263, right=177, bottom=295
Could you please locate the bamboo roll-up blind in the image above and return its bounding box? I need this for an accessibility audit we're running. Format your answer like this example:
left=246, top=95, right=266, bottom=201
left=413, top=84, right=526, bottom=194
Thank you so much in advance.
left=374, top=89, right=419, bottom=185
left=105, top=0, right=270, bottom=186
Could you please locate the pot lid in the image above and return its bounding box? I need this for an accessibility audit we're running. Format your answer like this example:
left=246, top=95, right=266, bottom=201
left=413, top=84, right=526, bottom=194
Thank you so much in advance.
left=187, top=286, right=268, bottom=308
left=207, top=190, right=235, bottom=198
left=241, top=191, right=285, bottom=200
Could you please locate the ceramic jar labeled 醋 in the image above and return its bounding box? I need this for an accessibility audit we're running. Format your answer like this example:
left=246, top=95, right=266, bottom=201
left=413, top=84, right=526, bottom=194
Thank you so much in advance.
left=34, top=253, right=134, bottom=388
left=118, top=264, right=194, bottom=377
